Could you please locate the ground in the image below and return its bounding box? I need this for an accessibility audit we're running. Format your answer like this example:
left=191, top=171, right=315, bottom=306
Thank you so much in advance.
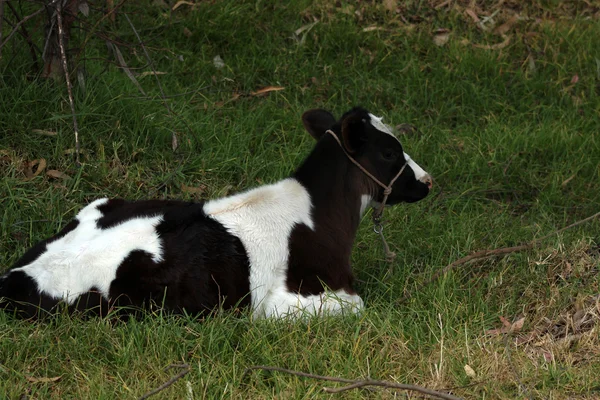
left=1, top=1, right=599, bottom=398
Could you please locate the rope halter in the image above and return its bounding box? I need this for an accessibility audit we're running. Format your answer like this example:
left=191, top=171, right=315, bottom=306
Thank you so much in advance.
left=325, top=129, right=407, bottom=263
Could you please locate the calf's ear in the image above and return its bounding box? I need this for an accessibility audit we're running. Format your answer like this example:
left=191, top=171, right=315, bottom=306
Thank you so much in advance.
left=302, top=109, right=336, bottom=140
left=341, top=113, right=368, bottom=154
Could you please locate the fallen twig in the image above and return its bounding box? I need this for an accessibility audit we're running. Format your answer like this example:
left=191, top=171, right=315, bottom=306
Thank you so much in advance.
left=138, top=363, right=190, bottom=400
left=55, top=0, right=80, bottom=166
left=244, top=365, right=462, bottom=400
left=400, top=211, right=600, bottom=304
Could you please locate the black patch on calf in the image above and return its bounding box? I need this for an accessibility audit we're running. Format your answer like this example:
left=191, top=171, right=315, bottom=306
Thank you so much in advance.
left=0, top=271, right=59, bottom=318
left=100, top=200, right=252, bottom=314
left=287, top=224, right=356, bottom=295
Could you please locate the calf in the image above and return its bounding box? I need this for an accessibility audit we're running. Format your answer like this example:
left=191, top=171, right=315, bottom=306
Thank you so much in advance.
left=0, top=107, right=432, bottom=319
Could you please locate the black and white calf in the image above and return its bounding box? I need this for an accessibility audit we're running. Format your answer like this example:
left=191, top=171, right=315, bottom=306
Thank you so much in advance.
left=0, top=107, right=432, bottom=319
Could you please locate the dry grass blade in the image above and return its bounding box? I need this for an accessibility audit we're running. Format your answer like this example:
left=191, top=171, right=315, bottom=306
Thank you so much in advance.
left=139, top=71, right=167, bottom=78
left=46, top=169, right=71, bottom=180
left=32, top=129, right=58, bottom=136
left=107, top=41, right=146, bottom=96
left=250, top=86, right=285, bottom=96
left=473, top=35, right=511, bottom=50
left=245, top=365, right=462, bottom=400
left=172, top=1, right=196, bottom=11
left=25, top=375, right=61, bottom=383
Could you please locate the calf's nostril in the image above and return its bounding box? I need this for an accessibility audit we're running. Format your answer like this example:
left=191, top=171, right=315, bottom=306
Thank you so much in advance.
left=423, top=176, right=433, bottom=189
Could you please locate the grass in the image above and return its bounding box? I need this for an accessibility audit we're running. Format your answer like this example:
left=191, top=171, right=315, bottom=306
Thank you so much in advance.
left=1, top=1, right=600, bottom=398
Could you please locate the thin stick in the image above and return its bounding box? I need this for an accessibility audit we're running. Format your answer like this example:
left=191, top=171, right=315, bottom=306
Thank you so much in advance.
left=5, top=1, right=40, bottom=68
left=401, top=210, right=600, bottom=303
left=0, top=1, right=52, bottom=51
left=55, top=0, right=80, bottom=166
left=245, top=365, right=462, bottom=400
left=138, top=363, right=190, bottom=400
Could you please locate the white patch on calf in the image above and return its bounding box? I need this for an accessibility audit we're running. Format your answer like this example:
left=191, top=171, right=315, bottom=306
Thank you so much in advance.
left=13, top=199, right=163, bottom=303
left=263, top=287, right=363, bottom=318
left=204, top=178, right=361, bottom=318
left=368, top=113, right=397, bottom=139
left=404, top=152, right=430, bottom=183
left=360, top=194, right=373, bottom=218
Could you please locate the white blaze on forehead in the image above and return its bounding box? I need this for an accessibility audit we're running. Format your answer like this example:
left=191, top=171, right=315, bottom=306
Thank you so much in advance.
left=404, top=152, right=429, bottom=181
left=368, top=113, right=399, bottom=142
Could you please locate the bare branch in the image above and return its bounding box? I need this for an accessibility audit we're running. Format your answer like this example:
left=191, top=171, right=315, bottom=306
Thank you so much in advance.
left=400, top=210, right=600, bottom=304
left=245, top=365, right=463, bottom=400
left=0, top=1, right=57, bottom=52
left=55, top=0, right=80, bottom=165
left=5, top=1, right=40, bottom=68
left=138, top=363, right=190, bottom=400
left=0, top=1, right=4, bottom=58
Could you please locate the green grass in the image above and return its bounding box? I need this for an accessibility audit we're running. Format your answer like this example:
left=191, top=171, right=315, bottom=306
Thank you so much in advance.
left=1, top=1, right=600, bottom=398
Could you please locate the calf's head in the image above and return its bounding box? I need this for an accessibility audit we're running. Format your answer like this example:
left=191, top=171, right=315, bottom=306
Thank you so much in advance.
left=302, top=107, right=432, bottom=205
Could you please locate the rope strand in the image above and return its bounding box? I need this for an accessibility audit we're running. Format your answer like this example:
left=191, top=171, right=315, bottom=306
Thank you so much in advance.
left=325, top=130, right=406, bottom=262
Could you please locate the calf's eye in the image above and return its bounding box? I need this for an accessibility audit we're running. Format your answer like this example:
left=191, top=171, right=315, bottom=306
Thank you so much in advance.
left=382, top=149, right=397, bottom=161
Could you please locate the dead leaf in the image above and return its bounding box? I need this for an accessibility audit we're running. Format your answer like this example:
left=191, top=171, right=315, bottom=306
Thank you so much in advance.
left=291, top=21, right=319, bottom=45
left=383, top=0, right=397, bottom=12
left=527, top=54, right=536, bottom=75
left=571, top=74, right=579, bottom=84
left=183, top=27, right=193, bottom=37
left=494, top=15, right=519, bottom=36
left=487, top=316, right=525, bottom=335
left=172, top=1, right=195, bottom=11
left=395, top=123, right=420, bottom=137
left=464, top=364, right=476, bottom=378
left=542, top=351, right=553, bottom=362
left=465, top=9, right=480, bottom=23
left=172, top=132, right=179, bottom=152
left=433, top=29, right=450, bottom=47
left=78, top=1, right=90, bottom=17
left=181, top=184, right=206, bottom=195
left=363, top=26, right=386, bottom=32
left=139, top=71, right=167, bottom=78
left=25, top=159, right=47, bottom=179
left=25, top=375, right=61, bottom=383
left=512, top=317, right=525, bottom=332
left=107, top=42, right=146, bottom=96
left=213, top=55, right=225, bottom=69
left=46, top=170, right=71, bottom=180
left=250, top=86, right=285, bottom=96
left=63, top=148, right=87, bottom=156
left=32, top=129, right=57, bottom=136
left=473, top=35, right=510, bottom=50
